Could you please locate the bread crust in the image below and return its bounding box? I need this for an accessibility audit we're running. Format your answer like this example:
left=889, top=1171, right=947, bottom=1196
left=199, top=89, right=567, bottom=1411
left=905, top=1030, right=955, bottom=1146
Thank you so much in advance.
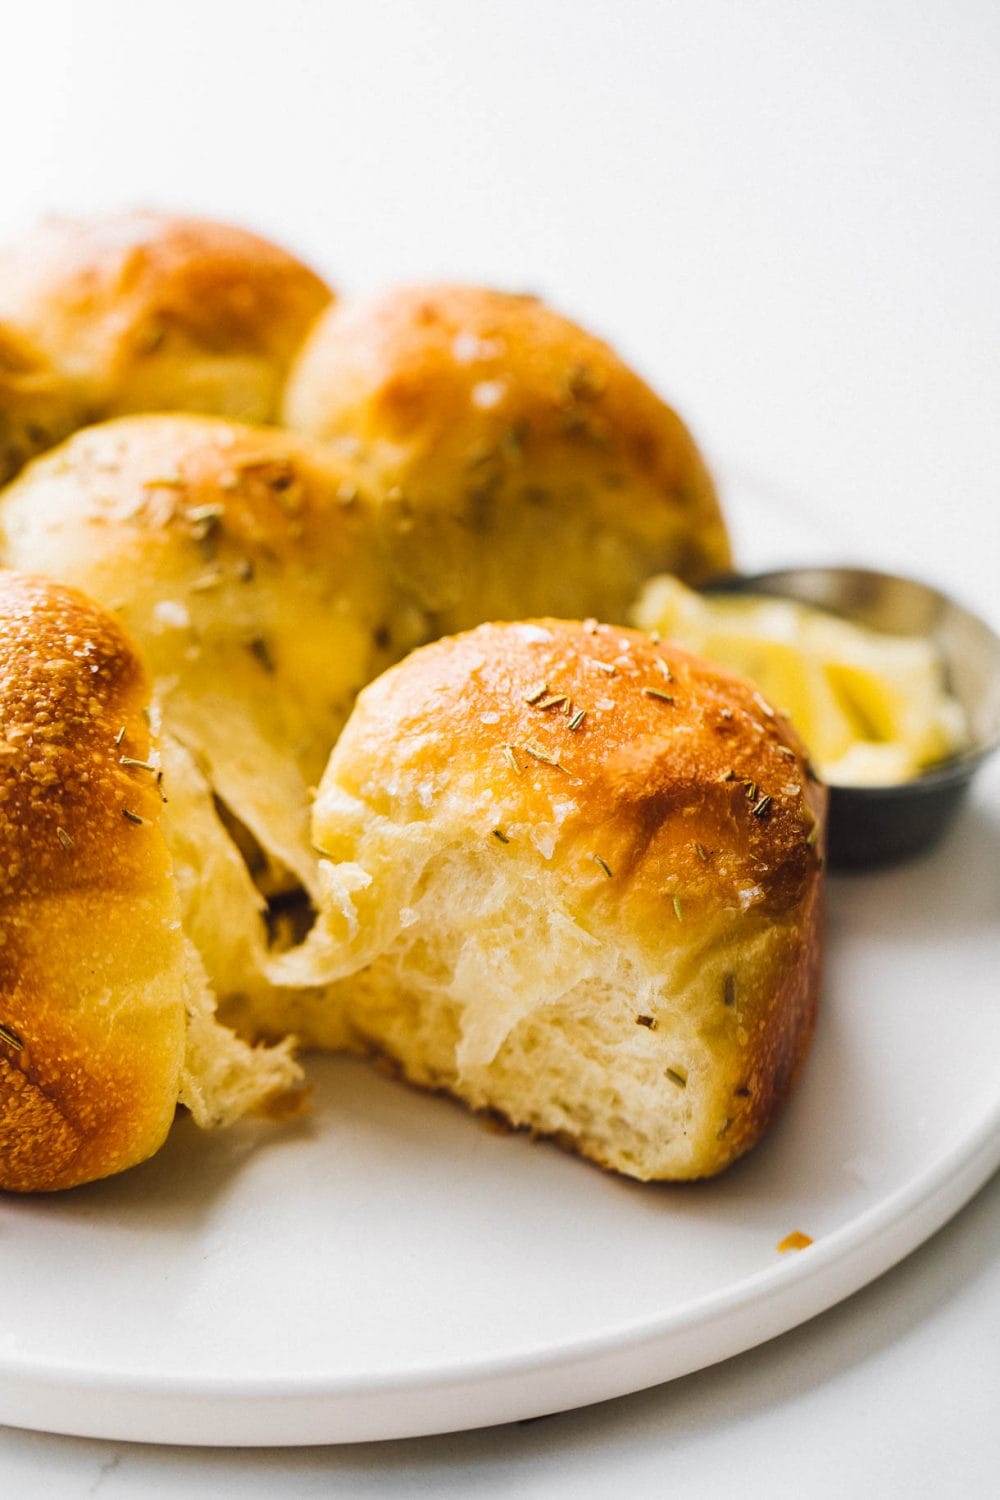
left=313, top=618, right=826, bottom=1179
left=284, top=284, right=732, bottom=626
left=0, top=571, right=188, bottom=1191
left=0, top=212, right=332, bottom=443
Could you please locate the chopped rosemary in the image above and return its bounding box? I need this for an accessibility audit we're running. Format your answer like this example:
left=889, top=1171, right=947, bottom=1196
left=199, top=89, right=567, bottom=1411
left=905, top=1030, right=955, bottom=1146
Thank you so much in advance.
left=185, top=503, right=224, bottom=537
left=492, top=828, right=510, bottom=844
left=523, top=681, right=549, bottom=705
left=665, top=1067, right=688, bottom=1089
left=744, top=780, right=758, bottom=803
left=501, top=743, right=522, bottom=775
left=642, top=686, right=675, bottom=704
left=119, top=756, right=157, bottom=773
left=672, top=895, right=684, bottom=921
left=719, top=768, right=736, bottom=782
left=536, top=694, right=568, bottom=712
left=775, top=743, right=797, bottom=759
left=635, top=1014, right=657, bottom=1029
left=587, top=658, right=617, bottom=675
left=656, top=657, right=673, bottom=681
left=0, top=1022, right=24, bottom=1051
left=591, top=854, right=614, bottom=879
left=751, top=794, right=772, bottom=819
left=114, top=726, right=126, bottom=746
left=56, top=827, right=74, bottom=851
left=567, top=708, right=587, bottom=731
left=806, top=823, right=819, bottom=848
left=247, top=636, right=275, bottom=673
left=692, top=841, right=709, bottom=861
left=723, top=973, right=736, bottom=1007
left=121, top=807, right=145, bottom=826
left=522, top=741, right=563, bottom=768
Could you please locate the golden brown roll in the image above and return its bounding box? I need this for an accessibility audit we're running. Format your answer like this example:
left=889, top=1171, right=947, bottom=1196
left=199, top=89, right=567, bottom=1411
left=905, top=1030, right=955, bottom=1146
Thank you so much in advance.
left=0, top=570, right=299, bottom=1193
left=0, top=414, right=414, bottom=1042
left=310, top=618, right=825, bottom=1180
left=0, top=211, right=332, bottom=470
left=282, top=284, right=732, bottom=630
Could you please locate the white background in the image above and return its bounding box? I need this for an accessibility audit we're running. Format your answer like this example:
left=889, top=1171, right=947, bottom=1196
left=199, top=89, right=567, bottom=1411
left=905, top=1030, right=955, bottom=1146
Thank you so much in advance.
left=1, top=2, right=997, bottom=1494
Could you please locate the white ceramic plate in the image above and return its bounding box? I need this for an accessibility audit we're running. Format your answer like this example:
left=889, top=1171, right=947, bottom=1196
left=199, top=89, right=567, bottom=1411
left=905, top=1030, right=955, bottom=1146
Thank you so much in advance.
left=1, top=485, right=997, bottom=1447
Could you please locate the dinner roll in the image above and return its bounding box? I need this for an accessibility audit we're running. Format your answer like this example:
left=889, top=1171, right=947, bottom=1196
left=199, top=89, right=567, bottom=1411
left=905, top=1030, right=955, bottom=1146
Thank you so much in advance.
left=283, top=284, right=732, bottom=630
left=0, top=570, right=298, bottom=1193
left=310, top=618, right=825, bottom=1180
left=0, top=415, right=406, bottom=1039
left=0, top=211, right=332, bottom=468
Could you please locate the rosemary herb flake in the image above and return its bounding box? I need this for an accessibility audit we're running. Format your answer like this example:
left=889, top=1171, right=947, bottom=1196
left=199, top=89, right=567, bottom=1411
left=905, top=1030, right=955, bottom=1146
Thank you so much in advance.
left=591, top=854, right=614, bottom=879
left=567, top=708, right=587, bottom=731
left=247, top=636, right=275, bottom=673
left=56, top=827, right=74, bottom=851
left=522, top=741, right=564, bottom=769
left=665, top=1067, right=688, bottom=1089
left=501, top=743, right=522, bottom=775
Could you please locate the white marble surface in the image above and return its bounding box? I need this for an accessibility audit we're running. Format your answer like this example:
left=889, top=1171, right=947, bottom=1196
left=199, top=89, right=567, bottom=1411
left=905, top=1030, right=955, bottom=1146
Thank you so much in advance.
left=1, top=2, right=998, bottom=1493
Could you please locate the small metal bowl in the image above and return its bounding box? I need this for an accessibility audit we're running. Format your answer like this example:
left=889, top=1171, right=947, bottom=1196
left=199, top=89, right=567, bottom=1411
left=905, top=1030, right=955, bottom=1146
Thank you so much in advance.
left=703, top=566, right=1000, bottom=868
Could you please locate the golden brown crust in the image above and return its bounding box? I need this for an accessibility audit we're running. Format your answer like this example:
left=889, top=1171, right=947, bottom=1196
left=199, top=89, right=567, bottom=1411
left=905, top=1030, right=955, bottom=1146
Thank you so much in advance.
left=283, top=284, right=732, bottom=626
left=332, top=618, right=825, bottom=926
left=0, top=212, right=332, bottom=437
left=0, top=570, right=187, bottom=1191
left=0, top=413, right=400, bottom=793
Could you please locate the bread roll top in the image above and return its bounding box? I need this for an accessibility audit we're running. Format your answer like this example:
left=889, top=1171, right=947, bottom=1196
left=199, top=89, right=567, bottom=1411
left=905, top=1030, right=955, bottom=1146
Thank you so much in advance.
left=284, top=284, right=732, bottom=628
left=319, top=617, right=823, bottom=932
left=0, top=211, right=332, bottom=442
